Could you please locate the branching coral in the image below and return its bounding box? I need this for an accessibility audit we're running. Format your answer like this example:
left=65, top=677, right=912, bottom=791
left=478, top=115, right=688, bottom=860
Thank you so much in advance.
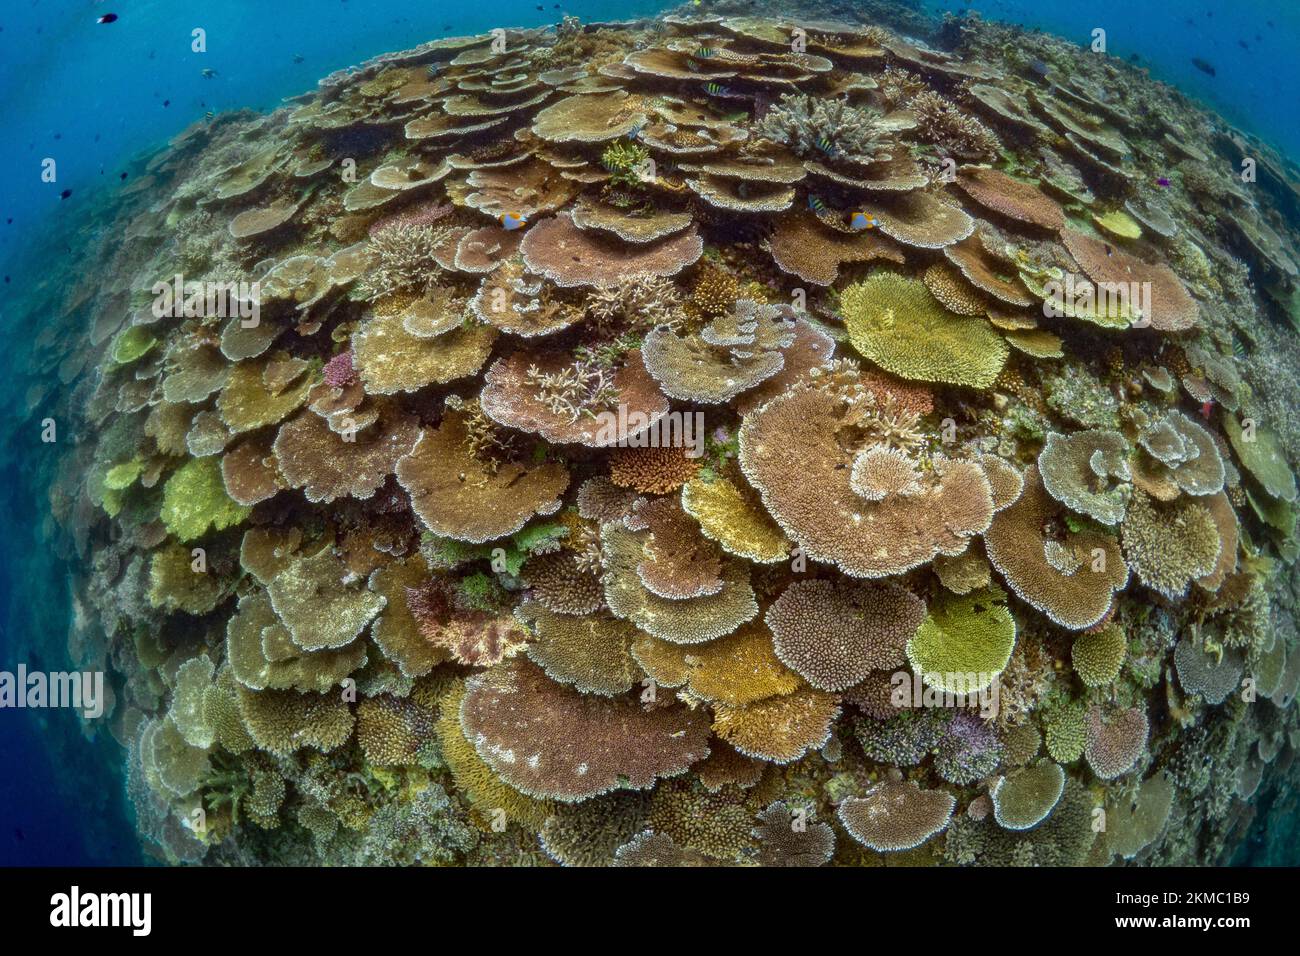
left=907, top=91, right=1001, bottom=159
left=756, top=94, right=891, bottom=164
left=358, top=223, right=456, bottom=301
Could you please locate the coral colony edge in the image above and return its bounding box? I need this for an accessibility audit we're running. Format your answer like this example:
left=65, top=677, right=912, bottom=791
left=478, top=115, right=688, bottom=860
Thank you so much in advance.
left=28, top=8, right=1300, bottom=868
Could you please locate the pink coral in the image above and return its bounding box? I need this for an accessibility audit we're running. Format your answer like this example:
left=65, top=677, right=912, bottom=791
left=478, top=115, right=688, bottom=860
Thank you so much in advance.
left=322, top=351, right=357, bottom=389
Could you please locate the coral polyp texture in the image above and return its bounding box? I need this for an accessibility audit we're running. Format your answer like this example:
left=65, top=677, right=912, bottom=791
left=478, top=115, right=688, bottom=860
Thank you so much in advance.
left=34, top=6, right=1300, bottom=868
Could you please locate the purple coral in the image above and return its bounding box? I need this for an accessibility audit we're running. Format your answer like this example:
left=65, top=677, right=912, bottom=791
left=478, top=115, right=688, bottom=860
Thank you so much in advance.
left=323, top=350, right=356, bottom=389
left=934, top=712, right=1004, bottom=785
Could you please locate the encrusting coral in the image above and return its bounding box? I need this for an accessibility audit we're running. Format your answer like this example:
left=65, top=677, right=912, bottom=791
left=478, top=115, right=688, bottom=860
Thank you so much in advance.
left=41, top=5, right=1300, bottom=869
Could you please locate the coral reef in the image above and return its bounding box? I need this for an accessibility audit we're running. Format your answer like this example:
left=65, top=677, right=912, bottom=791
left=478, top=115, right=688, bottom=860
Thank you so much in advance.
left=30, top=6, right=1300, bottom=869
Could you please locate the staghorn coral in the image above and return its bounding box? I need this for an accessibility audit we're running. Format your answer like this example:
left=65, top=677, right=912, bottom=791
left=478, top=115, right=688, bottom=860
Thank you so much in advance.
left=357, top=223, right=455, bottom=301
left=1121, top=491, right=1222, bottom=600
left=907, top=91, right=1001, bottom=159
left=756, top=94, right=892, bottom=164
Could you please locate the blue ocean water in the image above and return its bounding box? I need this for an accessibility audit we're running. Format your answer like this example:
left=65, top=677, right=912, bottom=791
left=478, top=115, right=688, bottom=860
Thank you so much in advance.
left=0, top=0, right=1296, bottom=866
left=923, top=0, right=1300, bottom=161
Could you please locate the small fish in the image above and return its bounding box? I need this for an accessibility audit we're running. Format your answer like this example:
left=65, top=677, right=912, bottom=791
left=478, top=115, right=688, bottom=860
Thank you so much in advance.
left=849, top=211, right=878, bottom=231
left=1104, top=243, right=1114, bottom=256
left=627, top=120, right=645, bottom=140
left=60, top=189, right=72, bottom=200
left=500, top=212, right=528, bottom=231
left=119, top=171, right=128, bottom=181
left=695, top=47, right=716, bottom=59
left=293, top=54, right=305, bottom=64
left=1192, top=57, right=1216, bottom=77
left=814, top=135, right=837, bottom=156
left=1029, top=59, right=1050, bottom=78
left=1238, top=40, right=1248, bottom=50
left=1200, top=399, right=1214, bottom=420
left=704, top=82, right=730, bottom=96
left=97, top=13, right=118, bottom=24
left=426, top=64, right=439, bottom=77
left=807, top=194, right=827, bottom=213
left=201, top=68, right=218, bottom=78
left=1157, top=176, right=1171, bottom=187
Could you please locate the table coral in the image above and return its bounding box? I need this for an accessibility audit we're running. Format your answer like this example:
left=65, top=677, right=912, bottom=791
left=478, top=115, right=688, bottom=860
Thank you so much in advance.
left=45, top=9, right=1300, bottom=870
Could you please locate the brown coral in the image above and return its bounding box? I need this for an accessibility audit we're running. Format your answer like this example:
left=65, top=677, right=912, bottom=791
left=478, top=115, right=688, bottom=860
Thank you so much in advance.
left=766, top=579, right=925, bottom=691
left=459, top=658, right=711, bottom=801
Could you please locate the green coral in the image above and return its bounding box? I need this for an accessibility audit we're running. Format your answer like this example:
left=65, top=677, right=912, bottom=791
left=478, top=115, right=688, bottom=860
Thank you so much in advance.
left=1224, top=415, right=1297, bottom=503
left=600, top=140, right=652, bottom=189
left=841, top=272, right=1008, bottom=389
left=991, top=760, right=1067, bottom=830
left=1071, top=623, right=1127, bottom=688
left=1043, top=699, right=1087, bottom=763
left=160, top=457, right=252, bottom=541
left=905, top=587, right=1017, bottom=694
left=111, top=325, right=159, bottom=364
left=104, top=460, right=145, bottom=490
